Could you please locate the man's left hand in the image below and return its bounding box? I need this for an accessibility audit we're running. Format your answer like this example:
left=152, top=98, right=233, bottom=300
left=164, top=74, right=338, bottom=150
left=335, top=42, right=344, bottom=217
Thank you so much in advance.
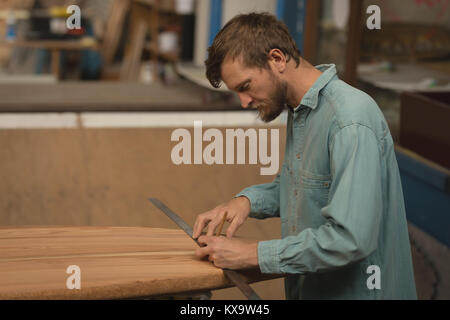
left=195, top=236, right=259, bottom=270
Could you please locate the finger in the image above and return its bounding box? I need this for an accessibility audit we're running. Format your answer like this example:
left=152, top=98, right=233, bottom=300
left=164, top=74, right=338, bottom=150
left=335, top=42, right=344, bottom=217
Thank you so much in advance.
left=197, top=235, right=212, bottom=246
left=205, top=216, right=222, bottom=237
left=193, top=215, right=205, bottom=239
left=226, top=217, right=242, bottom=238
left=193, top=214, right=212, bottom=239
left=195, top=245, right=211, bottom=259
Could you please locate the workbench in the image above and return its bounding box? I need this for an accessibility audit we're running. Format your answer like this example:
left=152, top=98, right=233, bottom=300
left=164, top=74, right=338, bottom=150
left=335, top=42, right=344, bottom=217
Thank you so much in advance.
left=0, top=226, right=281, bottom=299
left=0, top=80, right=239, bottom=112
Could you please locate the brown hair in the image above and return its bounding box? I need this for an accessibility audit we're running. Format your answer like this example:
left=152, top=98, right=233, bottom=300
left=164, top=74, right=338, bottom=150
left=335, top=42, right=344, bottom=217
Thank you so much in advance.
left=205, top=12, right=301, bottom=88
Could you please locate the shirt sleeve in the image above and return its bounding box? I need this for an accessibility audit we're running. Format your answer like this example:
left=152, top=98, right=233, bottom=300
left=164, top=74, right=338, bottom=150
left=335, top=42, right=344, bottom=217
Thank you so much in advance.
left=258, top=124, right=383, bottom=274
left=234, top=169, right=282, bottom=219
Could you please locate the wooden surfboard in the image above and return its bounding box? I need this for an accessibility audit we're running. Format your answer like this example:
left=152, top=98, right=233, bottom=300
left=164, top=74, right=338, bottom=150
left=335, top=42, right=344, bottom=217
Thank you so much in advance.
left=0, top=226, right=281, bottom=299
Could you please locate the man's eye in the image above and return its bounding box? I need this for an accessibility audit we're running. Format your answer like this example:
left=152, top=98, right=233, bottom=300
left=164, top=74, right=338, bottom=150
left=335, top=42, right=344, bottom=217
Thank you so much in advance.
left=239, top=85, right=249, bottom=92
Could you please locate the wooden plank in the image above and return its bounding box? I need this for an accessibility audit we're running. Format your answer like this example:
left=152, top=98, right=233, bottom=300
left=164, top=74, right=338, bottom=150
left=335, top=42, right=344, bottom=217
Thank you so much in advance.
left=121, top=0, right=164, bottom=82
left=399, top=92, right=450, bottom=169
left=129, top=21, right=149, bottom=81
left=120, top=20, right=148, bottom=81
left=0, top=127, right=285, bottom=228
left=50, top=49, right=60, bottom=80
left=302, top=0, right=320, bottom=64
left=0, top=40, right=98, bottom=50
left=101, top=0, right=131, bottom=67
left=395, top=144, right=450, bottom=176
left=148, top=0, right=159, bottom=82
left=0, top=226, right=282, bottom=299
left=344, top=0, right=363, bottom=86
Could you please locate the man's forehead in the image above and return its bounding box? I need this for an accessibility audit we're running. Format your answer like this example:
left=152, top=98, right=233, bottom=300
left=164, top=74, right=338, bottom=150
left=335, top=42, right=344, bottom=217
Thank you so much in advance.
left=221, top=54, right=244, bottom=75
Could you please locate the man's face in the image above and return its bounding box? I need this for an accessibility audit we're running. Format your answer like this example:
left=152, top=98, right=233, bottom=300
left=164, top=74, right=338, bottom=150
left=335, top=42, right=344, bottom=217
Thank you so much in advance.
left=221, top=56, right=287, bottom=123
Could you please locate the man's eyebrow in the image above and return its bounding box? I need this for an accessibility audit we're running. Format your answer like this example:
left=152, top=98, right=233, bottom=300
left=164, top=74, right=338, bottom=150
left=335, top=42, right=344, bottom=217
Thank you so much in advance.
left=234, top=79, right=251, bottom=91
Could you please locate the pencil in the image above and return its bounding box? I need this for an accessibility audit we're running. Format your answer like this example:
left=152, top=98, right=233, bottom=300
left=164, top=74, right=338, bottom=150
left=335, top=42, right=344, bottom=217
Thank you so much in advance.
left=216, top=211, right=228, bottom=236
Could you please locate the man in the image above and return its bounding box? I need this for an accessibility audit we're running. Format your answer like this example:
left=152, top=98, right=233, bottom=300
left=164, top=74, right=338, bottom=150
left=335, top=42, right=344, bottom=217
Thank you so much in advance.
left=192, top=13, right=417, bottom=299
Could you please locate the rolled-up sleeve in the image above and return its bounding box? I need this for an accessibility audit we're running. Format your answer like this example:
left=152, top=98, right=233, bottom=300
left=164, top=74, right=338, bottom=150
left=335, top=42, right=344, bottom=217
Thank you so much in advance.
left=234, top=172, right=281, bottom=220
left=258, top=124, right=383, bottom=274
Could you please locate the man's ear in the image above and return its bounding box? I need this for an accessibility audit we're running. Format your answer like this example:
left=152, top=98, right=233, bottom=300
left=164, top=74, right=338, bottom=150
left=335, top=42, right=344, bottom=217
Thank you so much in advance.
left=268, top=48, right=287, bottom=74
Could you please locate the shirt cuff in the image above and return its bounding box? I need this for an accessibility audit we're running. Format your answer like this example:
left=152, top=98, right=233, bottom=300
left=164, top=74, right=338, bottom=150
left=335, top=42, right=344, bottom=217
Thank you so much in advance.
left=257, top=240, right=282, bottom=274
left=233, top=190, right=264, bottom=218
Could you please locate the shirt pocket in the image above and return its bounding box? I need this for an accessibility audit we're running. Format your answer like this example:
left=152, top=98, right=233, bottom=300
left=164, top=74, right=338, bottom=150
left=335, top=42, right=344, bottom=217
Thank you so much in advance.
left=298, top=169, right=332, bottom=208
left=299, top=169, right=332, bottom=189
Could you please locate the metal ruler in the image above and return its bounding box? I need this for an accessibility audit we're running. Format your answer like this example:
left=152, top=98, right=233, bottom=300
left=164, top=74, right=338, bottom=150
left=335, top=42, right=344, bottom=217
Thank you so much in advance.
left=148, top=198, right=261, bottom=300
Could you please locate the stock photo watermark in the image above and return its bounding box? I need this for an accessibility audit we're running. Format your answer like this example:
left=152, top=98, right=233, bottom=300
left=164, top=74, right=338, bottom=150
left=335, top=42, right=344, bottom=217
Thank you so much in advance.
left=66, top=5, right=81, bottom=30
left=171, top=121, right=280, bottom=176
left=366, top=5, right=381, bottom=30
left=366, top=265, right=381, bottom=290
left=66, top=265, right=81, bottom=290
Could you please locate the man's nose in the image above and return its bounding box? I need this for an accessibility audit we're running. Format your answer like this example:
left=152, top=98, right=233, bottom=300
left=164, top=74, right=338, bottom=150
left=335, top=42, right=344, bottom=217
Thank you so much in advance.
left=238, top=93, right=253, bottom=109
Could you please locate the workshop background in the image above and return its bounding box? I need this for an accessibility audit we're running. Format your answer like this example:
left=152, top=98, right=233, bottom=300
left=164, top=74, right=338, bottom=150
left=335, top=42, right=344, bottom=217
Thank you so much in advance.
left=0, top=0, right=449, bottom=300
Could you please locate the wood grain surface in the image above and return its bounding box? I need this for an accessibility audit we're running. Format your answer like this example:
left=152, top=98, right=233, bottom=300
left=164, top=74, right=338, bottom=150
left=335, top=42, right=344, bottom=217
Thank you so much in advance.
left=0, top=126, right=286, bottom=299
left=0, top=226, right=281, bottom=299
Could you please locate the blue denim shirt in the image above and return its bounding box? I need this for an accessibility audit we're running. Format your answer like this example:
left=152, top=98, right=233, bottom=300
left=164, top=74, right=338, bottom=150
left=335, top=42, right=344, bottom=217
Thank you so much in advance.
left=235, top=64, right=417, bottom=299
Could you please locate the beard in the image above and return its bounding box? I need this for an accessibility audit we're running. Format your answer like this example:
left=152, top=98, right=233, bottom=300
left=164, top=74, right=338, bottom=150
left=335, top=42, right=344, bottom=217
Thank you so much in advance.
left=255, top=75, right=288, bottom=123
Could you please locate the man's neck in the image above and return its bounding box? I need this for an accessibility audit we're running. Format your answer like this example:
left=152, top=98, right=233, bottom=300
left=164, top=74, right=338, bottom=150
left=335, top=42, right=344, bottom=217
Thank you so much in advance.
left=285, top=58, right=322, bottom=109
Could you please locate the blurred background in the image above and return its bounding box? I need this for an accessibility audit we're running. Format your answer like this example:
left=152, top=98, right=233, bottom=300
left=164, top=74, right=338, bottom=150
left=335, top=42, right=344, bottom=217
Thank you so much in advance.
left=0, top=0, right=448, bottom=300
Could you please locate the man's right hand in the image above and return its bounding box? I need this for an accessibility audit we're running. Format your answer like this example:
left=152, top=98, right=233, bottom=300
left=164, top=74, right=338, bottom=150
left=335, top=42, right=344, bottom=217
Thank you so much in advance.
left=192, top=196, right=251, bottom=239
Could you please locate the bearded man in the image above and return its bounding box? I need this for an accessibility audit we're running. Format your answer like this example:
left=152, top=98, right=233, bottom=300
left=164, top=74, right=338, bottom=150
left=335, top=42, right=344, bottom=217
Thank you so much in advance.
left=192, top=12, right=417, bottom=300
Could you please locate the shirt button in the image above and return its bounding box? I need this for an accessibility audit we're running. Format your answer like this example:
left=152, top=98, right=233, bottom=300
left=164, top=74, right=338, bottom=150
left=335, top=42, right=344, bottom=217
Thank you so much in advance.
left=296, top=153, right=301, bottom=159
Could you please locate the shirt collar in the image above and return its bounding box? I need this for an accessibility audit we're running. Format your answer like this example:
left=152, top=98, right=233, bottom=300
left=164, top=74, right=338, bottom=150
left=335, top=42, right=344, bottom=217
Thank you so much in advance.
left=292, top=64, right=337, bottom=112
